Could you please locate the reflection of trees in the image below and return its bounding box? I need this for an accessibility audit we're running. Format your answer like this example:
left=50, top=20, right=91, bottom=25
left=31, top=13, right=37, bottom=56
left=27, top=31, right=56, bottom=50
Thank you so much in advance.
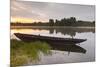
left=49, top=28, right=95, bottom=38
left=49, top=28, right=54, bottom=34
left=55, top=28, right=76, bottom=38
left=32, top=27, right=95, bottom=38
left=33, top=28, right=95, bottom=37
left=12, top=27, right=95, bottom=37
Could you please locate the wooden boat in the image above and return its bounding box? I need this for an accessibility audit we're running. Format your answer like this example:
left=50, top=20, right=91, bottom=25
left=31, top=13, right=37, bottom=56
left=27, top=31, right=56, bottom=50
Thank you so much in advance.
left=14, top=33, right=87, bottom=44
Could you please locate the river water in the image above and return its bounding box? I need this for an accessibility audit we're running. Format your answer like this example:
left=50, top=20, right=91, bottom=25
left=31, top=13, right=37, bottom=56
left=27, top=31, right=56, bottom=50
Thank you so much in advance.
left=11, top=27, right=95, bottom=64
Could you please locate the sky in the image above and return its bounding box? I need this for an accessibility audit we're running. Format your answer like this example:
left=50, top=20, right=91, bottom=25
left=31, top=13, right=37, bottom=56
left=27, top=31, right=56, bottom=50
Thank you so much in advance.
left=11, top=0, right=95, bottom=23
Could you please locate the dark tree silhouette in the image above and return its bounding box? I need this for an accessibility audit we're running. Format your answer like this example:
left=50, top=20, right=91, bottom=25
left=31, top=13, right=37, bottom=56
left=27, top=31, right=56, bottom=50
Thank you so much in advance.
left=93, top=21, right=95, bottom=24
left=70, top=17, right=76, bottom=23
left=49, top=19, right=54, bottom=26
left=11, top=17, right=95, bottom=27
left=55, top=19, right=60, bottom=26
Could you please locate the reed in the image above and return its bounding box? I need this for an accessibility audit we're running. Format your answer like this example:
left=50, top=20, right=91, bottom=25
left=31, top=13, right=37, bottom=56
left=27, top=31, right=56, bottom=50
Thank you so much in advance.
left=10, top=39, right=51, bottom=67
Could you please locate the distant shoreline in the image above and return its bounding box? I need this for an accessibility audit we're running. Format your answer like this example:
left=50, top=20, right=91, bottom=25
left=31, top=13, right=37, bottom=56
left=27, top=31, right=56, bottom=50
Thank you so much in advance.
left=11, top=26, right=95, bottom=28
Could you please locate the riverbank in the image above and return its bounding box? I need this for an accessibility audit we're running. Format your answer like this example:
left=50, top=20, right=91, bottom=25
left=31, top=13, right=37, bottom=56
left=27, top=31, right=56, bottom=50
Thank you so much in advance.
left=11, top=26, right=95, bottom=29
left=11, top=39, right=51, bottom=67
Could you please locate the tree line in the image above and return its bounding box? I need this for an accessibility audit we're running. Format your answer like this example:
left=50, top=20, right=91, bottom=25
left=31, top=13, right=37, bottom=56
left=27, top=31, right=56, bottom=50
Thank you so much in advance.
left=11, top=17, right=95, bottom=27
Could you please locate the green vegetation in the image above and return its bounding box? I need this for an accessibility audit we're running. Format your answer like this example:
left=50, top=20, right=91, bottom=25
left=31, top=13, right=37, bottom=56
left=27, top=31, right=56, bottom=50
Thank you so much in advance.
left=11, top=17, right=95, bottom=27
left=11, top=39, right=51, bottom=67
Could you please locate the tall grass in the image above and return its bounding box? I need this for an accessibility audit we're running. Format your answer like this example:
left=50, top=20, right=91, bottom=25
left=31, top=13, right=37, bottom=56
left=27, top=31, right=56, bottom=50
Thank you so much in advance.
left=11, top=39, right=51, bottom=67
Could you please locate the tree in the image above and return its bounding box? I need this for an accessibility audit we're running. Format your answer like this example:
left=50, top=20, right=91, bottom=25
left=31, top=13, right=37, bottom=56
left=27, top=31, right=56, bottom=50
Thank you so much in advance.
left=64, top=17, right=76, bottom=26
left=70, top=17, right=76, bottom=23
left=92, top=21, right=95, bottom=26
left=93, top=21, right=95, bottom=24
left=60, top=18, right=67, bottom=26
left=49, top=19, right=54, bottom=26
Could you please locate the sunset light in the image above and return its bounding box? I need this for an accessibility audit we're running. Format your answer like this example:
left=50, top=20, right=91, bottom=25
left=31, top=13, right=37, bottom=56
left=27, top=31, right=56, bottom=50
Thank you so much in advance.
left=11, top=17, right=34, bottom=23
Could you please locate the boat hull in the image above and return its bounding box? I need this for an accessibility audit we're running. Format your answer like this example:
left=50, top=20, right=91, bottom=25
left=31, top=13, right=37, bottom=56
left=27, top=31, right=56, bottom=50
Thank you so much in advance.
left=14, top=33, right=87, bottom=44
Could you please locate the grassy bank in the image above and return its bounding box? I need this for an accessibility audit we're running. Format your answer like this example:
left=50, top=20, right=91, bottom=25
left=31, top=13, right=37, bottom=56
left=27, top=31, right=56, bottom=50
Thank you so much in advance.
left=11, top=39, right=51, bottom=67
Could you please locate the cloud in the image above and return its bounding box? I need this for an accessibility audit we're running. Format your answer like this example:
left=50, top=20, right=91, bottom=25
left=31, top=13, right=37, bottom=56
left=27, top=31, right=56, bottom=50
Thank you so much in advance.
left=11, top=0, right=95, bottom=22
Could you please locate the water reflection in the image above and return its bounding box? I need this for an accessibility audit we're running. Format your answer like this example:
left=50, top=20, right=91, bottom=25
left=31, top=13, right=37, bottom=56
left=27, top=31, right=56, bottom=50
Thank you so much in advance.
left=11, top=27, right=94, bottom=55
left=11, top=27, right=95, bottom=38
left=11, top=27, right=95, bottom=63
left=49, top=43, right=86, bottom=55
left=48, top=28, right=95, bottom=38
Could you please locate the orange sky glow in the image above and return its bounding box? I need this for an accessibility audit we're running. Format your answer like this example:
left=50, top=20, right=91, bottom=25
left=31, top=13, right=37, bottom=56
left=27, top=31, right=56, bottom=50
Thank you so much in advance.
left=11, top=17, right=34, bottom=23
left=11, top=17, right=47, bottom=23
